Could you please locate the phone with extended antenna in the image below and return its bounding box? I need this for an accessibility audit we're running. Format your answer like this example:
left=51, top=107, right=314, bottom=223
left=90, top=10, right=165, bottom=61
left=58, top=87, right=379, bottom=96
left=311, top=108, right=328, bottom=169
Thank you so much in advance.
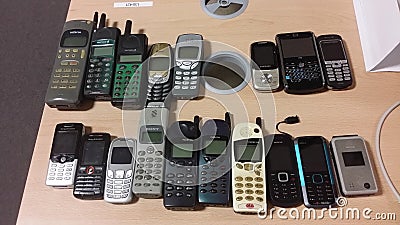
left=73, top=133, right=111, bottom=200
left=294, top=136, right=337, bottom=208
left=111, top=20, right=148, bottom=109
left=198, top=112, right=232, bottom=207
left=146, top=43, right=174, bottom=104
left=172, top=34, right=203, bottom=100
left=45, top=18, right=94, bottom=109
left=46, top=123, right=85, bottom=188
left=265, top=134, right=302, bottom=207
left=163, top=116, right=201, bottom=210
left=104, top=138, right=136, bottom=203
left=231, top=118, right=267, bottom=214
left=83, top=13, right=121, bottom=100
left=132, top=102, right=169, bottom=198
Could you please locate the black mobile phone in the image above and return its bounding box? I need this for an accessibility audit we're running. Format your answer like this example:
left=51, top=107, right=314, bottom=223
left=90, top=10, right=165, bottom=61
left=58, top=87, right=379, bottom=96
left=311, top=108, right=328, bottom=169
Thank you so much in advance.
left=163, top=116, right=201, bottom=210
left=265, top=134, right=302, bottom=207
left=112, top=20, right=148, bottom=109
left=46, top=123, right=85, bottom=188
left=317, top=34, right=353, bottom=90
left=275, top=31, right=325, bottom=94
left=45, top=18, right=94, bottom=109
left=294, top=136, right=337, bottom=208
left=83, top=13, right=121, bottom=100
left=73, top=133, right=111, bottom=200
left=250, top=41, right=281, bottom=92
left=198, top=112, right=232, bottom=207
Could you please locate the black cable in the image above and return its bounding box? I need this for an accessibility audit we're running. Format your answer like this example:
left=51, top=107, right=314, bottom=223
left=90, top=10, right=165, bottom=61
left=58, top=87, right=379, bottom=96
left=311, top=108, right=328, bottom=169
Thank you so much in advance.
left=276, top=115, right=300, bottom=137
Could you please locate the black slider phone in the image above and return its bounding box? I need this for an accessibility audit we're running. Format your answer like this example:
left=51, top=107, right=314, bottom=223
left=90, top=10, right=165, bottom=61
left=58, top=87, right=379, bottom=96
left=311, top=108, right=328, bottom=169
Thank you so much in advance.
left=294, top=136, right=337, bottom=208
left=198, top=112, right=232, bottom=207
left=275, top=31, right=325, bottom=94
left=317, top=34, right=353, bottom=90
left=74, top=133, right=111, bottom=200
left=84, top=13, right=121, bottom=100
left=163, top=116, right=201, bottom=210
left=265, top=134, right=302, bottom=207
left=112, top=20, right=148, bottom=109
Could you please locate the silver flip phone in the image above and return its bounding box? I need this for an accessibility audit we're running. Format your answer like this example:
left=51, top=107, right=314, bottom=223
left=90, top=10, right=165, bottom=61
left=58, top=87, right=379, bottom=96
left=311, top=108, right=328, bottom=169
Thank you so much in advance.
left=331, top=135, right=378, bottom=196
left=105, top=138, right=136, bottom=203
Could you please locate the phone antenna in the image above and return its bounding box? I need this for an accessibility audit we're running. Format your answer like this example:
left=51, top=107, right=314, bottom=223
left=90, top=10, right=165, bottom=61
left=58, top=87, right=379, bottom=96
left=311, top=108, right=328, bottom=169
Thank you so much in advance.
left=93, top=12, right=99, bottom=29
left=99, top=13, right=106, bottom=29
left=124, top=20, right=132, bottom=35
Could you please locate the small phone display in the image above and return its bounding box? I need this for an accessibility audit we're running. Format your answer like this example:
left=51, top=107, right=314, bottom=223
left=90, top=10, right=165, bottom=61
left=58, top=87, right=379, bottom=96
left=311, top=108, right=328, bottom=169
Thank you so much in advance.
left=295, top=136, right=337, bottom=208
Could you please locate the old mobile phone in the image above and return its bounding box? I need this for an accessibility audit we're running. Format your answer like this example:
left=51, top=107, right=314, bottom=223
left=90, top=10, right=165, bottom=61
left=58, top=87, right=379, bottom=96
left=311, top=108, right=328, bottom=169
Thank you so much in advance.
left=83, top=13, right=121, bottom=100
left=132, top=102, right=169, bottom=198
left=46, top=123, right=85, bottom=188
left=146, top=43, right=174, bottom=104
left=45, top=19, right=94, bottom=109
left=74, top=133, right=111, bottom=200
left=294, top=136, right=337, bottom=208
left=317, top=34, right=353, bottom=90
left=265, top=134, right=302, bottom=207
left=250, top=41, right=280, bottom=92
left=231, top=118, right=267, bottom=214
left=275, top=31, right=325, bottom=94
left=198, top=112, right=232, bottom=206
left=172, top=34, right=203, bottom=99
left=104, top=138, right=136, bottom=203
left=112, top=20, right=148, bottom=109
left=330, top=135, right=378, bottom=196
left=163, top=116, right=201, bottom=210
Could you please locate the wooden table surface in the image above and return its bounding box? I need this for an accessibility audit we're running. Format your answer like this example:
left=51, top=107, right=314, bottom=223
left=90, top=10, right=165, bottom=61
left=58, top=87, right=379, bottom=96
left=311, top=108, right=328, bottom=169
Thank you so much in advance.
left=17, top=0, right=400, bottom=224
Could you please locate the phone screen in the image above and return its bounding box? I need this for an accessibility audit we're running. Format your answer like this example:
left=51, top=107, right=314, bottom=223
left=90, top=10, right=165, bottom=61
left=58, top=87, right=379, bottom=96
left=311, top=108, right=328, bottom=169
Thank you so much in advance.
left=172, top=143, right=193, bottom=158
left=150, top=57, right=170, bottom=71
left=82, top=141, right=105, bottom=165
left=252, top=44, right=277, bottom=69
left=342, top=151, right=365, bottom=167
left=320, top=40, right=345, bottom=61
left=204, top=139, right=227, bottom=155
left=280, top=37, right=316, bottom=58
left=298, top=138, right=328, bottom=173
left=111, top=147, right=133, bottom=164
left=267, top=143, right=294, bottom=171
left=234, top=139, right=262, bottom=162
left=52, top=131, right=78, bottom=155
left=178, top=46, right=199, bottom=59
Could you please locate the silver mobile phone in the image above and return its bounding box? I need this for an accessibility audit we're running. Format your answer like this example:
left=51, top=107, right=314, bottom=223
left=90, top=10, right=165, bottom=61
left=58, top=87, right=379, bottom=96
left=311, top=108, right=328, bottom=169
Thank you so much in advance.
left=104, top=138, right=136, bottom=203
left=330, top=135, right=378, bottom=196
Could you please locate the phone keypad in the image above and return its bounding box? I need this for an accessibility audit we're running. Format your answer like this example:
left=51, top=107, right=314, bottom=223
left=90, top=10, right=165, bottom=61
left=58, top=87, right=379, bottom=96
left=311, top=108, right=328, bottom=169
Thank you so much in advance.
left=133, top=147, right=164, bottom=187
left=325, top=60, right=351, bottom=82
left=164, top=160, right=196, bottom=199
left=47, top=161, right=75, bottom=181
left=113, top=63, right=142, bottom=99
left=284, top=61, right=321, bottom=83
left=105, top=169, right=133, bottom=199
left=198, top=156, right=230, bottom=204
left=270, top=172, right=300, bottom=201
left=84, top=57, right=114, bottom=98
left=147, top=76, right=172, bottom=102
left=305, top=173, right=335, bottom=205
left=74, top=166, right=104, bottom=196
left=173, top=70, right=198, bottom=90
left=51, top=48, right=84, bottom=89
